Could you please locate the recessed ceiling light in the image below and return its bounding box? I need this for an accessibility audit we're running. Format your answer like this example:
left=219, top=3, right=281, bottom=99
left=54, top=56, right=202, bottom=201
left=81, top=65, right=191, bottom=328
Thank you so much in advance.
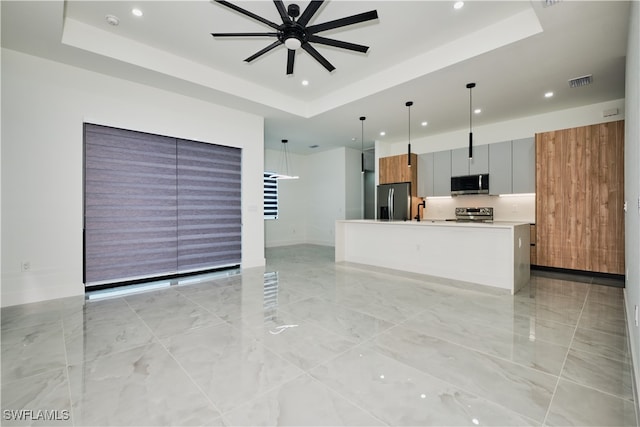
left=380, top=131, right=386, bottom=136
left=301, top=80, right=309, bottom=86
left=474, top=108, right=481, bottom=114
left=454, top=1, right=464, bottom=10
left=351, top=137, right=356, bottom=141
left=544, top=91, right=554, bottom=98
left=131, top=8, right=143, bottom=17
left=421, top=121, right=428, bottom=127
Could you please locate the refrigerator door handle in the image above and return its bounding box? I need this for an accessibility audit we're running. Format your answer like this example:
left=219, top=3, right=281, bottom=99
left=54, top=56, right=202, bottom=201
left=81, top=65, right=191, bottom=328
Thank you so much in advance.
left=387, top=189, right=391, bottom=220
left=390, top=187, right=395, bottom=220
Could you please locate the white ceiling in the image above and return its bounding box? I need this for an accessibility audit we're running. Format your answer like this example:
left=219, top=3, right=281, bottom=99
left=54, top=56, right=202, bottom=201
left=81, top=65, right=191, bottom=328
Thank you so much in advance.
left=1, top=1, right=629, bottom=153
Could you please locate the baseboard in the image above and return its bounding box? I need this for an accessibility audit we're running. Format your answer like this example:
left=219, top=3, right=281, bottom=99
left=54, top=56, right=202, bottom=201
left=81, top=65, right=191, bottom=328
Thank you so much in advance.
left=532, top=265, right=625, bottom=287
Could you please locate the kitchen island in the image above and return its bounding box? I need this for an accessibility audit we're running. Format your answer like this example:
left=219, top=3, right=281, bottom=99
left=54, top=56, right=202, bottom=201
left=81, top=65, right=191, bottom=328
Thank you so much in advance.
left=335, top=220, right=530, bottom=294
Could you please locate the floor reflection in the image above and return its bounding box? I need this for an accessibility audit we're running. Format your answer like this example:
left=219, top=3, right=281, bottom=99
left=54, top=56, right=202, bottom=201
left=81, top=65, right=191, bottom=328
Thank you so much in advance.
left=1, top=245, right=636, bottom=426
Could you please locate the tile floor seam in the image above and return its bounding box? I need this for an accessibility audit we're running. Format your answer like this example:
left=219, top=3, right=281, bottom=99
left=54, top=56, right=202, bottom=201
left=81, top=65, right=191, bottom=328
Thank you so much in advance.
left=542, top=283, right=591, bottom=426
left=62, top=297, right=158, bottom=366
left=59, top=317, right=77, bottom=427
left=275, top=298, right=400, bottom=343
left=336, top=330, right=543, bottom=426
left=121, top=296, right=227, bottom=420
left=370, top=316, right=564, bottom=423
left=415, top=304, right=577, bottom=351
left=0, top=364, right=69, bottom=387
left=304, top=367, right=392, bottom=427
left=384, top=317, right=565, bottom=380
left=566, top=342, right=632, bottom=365
left=216, top=371, right=311, bottom=420
left=227, top=318, right=364, bottom=375
left=559, top=376, right=637, bottom=403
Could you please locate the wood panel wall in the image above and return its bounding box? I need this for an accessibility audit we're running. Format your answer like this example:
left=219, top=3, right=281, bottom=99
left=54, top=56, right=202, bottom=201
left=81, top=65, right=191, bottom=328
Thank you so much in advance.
left=535, top=120, right=624, bottom=274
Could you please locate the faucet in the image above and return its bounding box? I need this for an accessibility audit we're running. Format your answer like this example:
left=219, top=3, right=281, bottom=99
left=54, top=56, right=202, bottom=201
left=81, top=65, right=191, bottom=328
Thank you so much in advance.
left=415, top=199, right=426, bottom=221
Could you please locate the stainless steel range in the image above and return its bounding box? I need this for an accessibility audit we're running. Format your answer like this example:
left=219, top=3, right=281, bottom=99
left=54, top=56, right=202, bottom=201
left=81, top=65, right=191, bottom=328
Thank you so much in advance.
left=455, top=207, right=494, bottom=222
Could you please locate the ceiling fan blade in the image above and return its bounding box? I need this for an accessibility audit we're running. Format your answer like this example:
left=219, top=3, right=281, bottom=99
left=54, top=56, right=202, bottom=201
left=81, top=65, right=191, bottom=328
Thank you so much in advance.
left=212, top=32, right=278, bottom=37
left=245, top=40, right=283, bottom=63
left=307, top=10, right=378, bottom=34
left=214, top=0, right=280, bottom=30
left=307, top=35, right=369, bottom=53
left=273, top=1, right=292, bottom=24
left=297, top=1, right=324, bottom=27
left=287, top=49, right=295, bottom=75
left=301, top=43, right=335, bottom=72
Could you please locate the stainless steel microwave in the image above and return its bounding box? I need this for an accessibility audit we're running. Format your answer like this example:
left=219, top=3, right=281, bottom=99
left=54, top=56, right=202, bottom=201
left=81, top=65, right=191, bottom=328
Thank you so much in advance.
left=451, top=174, right=489, bottom=195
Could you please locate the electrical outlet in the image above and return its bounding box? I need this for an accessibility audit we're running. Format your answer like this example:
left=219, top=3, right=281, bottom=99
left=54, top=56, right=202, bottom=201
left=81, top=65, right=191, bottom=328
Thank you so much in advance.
left=21, top=261, right=31, bottom=272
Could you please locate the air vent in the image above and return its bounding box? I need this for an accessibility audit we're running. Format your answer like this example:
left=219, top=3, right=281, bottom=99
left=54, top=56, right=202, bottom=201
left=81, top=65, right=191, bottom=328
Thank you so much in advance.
left=569, top=74, right=593, bottom=88
left=543, top=0, right=562, bottom=7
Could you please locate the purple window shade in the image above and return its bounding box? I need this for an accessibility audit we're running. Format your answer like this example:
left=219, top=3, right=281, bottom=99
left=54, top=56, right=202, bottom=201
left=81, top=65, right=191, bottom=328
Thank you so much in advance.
left=177, top=138, right=241, bottom=273
left=84, top=124, right=241, bottom=287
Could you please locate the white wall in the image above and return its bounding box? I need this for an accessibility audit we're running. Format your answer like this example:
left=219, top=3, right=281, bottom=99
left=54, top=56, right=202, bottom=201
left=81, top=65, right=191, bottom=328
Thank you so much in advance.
left=306, top=148, right=346, bottom=246
left=345, top=148, right=364, bottom=220
left=264, top=147, right=363, bottom=248
left=264, top=148, right=307, bottom=247
left=1, top=49, right=265, bottom=307
left=624, top=0, right=640, bottom=404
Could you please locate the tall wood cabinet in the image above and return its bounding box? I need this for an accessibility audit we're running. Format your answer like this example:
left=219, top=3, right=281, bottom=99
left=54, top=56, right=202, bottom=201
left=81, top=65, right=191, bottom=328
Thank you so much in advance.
left=535, top=120, right=625, bottom=275
left=379, top=153, right=417, bottom=184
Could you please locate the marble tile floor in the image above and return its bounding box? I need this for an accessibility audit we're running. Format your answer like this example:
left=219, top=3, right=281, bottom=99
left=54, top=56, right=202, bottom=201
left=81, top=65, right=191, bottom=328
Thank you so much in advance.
left=1, top=244, right=637, bottom=426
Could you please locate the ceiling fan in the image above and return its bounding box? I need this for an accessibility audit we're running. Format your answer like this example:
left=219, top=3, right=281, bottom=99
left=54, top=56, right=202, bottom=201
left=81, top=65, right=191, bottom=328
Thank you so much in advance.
left=211, top=0, right=378, bottom=75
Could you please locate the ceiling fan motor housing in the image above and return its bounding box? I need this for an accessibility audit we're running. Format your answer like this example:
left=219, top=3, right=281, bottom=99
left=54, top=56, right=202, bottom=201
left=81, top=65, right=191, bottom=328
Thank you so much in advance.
left=287, top=4, right=300, bottom=18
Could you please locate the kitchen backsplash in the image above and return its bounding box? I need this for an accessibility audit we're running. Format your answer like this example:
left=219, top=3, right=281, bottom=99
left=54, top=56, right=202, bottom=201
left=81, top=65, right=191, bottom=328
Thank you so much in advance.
left=423, top=193, right=535, bottom=223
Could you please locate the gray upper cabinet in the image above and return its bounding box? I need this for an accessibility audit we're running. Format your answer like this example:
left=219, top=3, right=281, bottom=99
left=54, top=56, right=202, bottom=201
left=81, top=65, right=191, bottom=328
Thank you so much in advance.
left=470, top=144, right=489, bottom=175
left=417, top=153, right=434, bottom=197
left=417, top=138, right=532, bottom=198
left=451, top=148, right=469, bottom=177
left=512, top=137, right=535, bottom=193
left=451, top=145, right=488, bottom=176
left=433, top=150, right=452, bottom=196
left=489, top=141, right=512, bottom=195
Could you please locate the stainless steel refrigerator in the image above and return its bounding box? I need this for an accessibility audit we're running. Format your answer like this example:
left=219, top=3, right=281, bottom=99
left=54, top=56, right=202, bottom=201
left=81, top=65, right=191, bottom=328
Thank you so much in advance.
left=377, top=182, right=411, bottom=221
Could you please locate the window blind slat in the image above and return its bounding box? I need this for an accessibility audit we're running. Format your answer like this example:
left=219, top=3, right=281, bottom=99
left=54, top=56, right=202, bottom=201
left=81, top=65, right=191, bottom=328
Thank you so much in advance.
left=264, top=172, right=278, bottom=219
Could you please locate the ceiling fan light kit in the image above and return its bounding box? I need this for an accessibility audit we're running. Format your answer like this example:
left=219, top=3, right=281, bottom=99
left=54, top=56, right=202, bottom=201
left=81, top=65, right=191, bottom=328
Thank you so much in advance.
left=211, top=0, right=378, bottom=75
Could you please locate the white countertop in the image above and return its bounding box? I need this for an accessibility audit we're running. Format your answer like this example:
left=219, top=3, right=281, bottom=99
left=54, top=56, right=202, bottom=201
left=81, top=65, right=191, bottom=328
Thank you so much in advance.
left=336, top=219, right=530, bottom=229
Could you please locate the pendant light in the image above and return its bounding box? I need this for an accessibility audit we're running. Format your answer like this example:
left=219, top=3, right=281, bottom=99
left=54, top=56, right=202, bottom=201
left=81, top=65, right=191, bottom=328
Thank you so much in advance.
left=406, top=101, right=413, bottom=167
left=466, top=82, right=476, bottom=159
left=360, top=116, right=366, bottom=174
left=270, top=139, right=299, bottom=180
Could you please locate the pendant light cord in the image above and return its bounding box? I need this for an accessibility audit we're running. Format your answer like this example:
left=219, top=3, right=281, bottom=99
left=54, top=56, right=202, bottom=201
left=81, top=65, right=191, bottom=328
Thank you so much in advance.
left=406, top=101, right=413, bottom=167
left=360, top=116, right=366, bottom=173
left=466, top=82, right=476, bottom=159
